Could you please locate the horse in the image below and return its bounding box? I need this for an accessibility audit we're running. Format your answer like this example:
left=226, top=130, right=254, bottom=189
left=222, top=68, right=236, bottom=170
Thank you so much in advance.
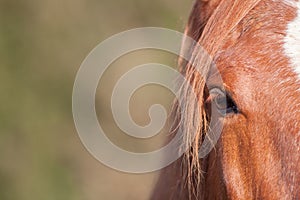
left=151, top=0, right=300, bottom=199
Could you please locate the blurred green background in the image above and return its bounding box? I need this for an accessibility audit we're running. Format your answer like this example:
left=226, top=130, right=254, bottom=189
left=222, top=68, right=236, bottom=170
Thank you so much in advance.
left=0, top=0, right=192, bottom=199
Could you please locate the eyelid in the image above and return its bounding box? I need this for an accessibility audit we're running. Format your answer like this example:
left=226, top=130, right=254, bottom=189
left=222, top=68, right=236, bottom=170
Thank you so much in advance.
left=205, top=87, right=224, bottom=104
left=208, top=85, right=234, bottom=97
left=208, top=87, right=236, bottom=103
left=208, top=87, right=226, bottom=99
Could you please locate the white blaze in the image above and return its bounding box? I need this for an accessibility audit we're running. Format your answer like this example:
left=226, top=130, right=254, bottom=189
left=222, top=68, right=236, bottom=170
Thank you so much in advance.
left=284, top=1, right=300, bottom=81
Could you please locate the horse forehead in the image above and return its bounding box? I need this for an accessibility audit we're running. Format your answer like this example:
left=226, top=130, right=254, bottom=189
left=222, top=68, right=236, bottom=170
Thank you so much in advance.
left=214, top=1, right=300, bottom=78
left=284, top=0, right=300, bottom=83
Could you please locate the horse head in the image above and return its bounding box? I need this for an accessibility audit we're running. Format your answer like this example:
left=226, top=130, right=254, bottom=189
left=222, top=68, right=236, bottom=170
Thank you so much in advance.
left=152, top=0, right=300, bottom=199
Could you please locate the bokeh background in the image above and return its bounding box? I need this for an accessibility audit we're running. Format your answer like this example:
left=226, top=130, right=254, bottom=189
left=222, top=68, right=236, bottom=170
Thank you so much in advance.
left=0, top=0, right=192, bottom=199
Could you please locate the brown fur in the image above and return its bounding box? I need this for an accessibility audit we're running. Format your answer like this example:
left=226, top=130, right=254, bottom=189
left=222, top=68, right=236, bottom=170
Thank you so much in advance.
left=151, top=0, right=300, bottom=199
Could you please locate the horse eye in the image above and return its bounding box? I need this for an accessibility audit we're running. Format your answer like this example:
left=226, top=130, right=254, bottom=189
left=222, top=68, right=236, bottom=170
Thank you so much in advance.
left=206, top=88, right=239, bottom=116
